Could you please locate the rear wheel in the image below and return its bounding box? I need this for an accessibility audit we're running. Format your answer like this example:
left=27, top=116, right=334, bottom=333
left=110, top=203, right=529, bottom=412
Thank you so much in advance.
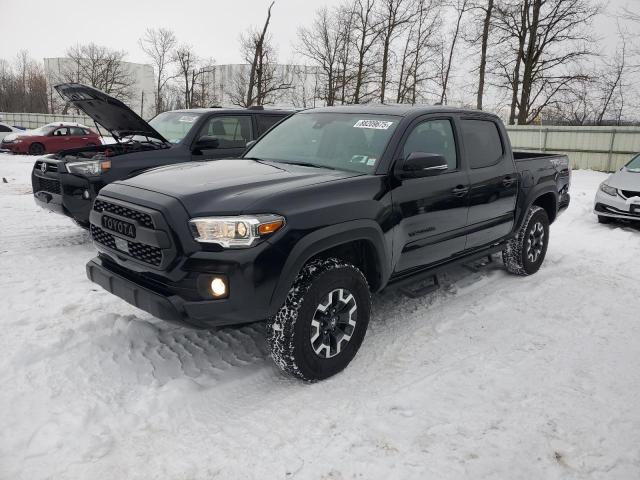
left=267, top=258, right=371, bottom=381
left=29, top=143, right=45, bottom=155
left=503, top=205, right=549, bottom=276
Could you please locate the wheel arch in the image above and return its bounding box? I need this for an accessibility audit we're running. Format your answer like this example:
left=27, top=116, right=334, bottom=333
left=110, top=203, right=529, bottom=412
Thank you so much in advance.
left=517, top=186, right=558, bottom=228
left=269, top=220, right=390, bottom=311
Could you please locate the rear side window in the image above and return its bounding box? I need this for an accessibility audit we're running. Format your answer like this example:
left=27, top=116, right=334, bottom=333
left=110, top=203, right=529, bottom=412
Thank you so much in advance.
left=257, top=115, right=285, bottom=136
left=403, top=119, right=457, bottom=171
left=461, top=119, right=504, bottom=169
left=199, top=115, right=253, bottom=149
left=70, top=127, right=86, bottom=135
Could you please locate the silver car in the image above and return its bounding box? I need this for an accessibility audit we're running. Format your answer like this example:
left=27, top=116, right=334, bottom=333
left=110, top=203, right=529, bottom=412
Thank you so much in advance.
left=594, top=154, right=640, bottom=223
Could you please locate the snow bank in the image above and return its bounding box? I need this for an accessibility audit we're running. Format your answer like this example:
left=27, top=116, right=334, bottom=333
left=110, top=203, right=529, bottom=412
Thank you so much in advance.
left=1, top=155, right=639, bottom=479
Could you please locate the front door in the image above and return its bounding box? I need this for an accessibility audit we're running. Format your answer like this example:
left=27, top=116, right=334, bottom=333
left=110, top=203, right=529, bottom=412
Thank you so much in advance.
left=48, top=127, right=71, bottom=152
left=461, top=118, right=518, bottom=249
left=192, top=114, right=254, bottom=160
left=393, top=117, right=470, bottom=272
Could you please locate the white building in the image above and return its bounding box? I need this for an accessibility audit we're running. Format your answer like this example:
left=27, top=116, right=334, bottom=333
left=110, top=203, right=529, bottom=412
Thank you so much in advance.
left=206, top=64, right=321, bottom=108
left=43, top=58, right=155, bottom=119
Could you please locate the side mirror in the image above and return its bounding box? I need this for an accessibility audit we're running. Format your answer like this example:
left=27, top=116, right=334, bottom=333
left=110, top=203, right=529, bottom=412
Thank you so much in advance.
left=401, top=152, right=448, bottom=178
left=194, top=136, right=220, bottom=150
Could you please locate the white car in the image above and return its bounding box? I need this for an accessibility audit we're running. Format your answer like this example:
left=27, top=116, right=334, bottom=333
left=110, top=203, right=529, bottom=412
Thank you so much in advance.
left=594, top=153, right=640, bottom=224
left=0, top=122, right=23, bottom=143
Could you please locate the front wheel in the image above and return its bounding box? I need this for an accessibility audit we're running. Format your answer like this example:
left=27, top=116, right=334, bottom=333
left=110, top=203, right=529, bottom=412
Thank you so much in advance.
left=267, top=258, right=371, bottom=381
left=29, top=142, right=45, bottom=155
left=503, top=205, right=550, bottom=276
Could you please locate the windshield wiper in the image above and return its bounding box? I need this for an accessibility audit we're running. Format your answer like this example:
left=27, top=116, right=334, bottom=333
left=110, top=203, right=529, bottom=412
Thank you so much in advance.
left=278, top=161, right=339, bottom=171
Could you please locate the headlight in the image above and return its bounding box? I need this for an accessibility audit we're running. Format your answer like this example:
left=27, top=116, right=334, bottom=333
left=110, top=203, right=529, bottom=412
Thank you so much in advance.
left=66, top=160, right=111, bottom=176
left=599, top=182, right=617, bottom=197
left=189, top=215, right=285, bottom=248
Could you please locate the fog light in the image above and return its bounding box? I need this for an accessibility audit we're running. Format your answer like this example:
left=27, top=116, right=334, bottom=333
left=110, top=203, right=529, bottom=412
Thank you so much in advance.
left=210, top=277, right=227, bottom=297
left=82, top=189, right=90, bottom=199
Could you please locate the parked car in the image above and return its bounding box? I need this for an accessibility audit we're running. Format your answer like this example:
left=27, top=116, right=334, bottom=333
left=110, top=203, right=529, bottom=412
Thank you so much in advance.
left=1, top=122, right=100, bottom=155
left=594, top=153, right=640, bottom=224
left=85, top=105, right=571, bottom=381
left=0, top=122, right=23, bottom=144
left=31, top=83, right=293, bottom=227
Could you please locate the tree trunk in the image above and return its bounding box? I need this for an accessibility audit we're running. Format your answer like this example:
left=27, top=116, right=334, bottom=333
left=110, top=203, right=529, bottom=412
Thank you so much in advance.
left=517, top=0, right=541, bottom=124
left=476, top=0, right=494, bottom=110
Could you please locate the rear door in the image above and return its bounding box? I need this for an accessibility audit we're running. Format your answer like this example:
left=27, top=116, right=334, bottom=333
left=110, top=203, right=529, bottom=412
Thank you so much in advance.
left=392, top=115, right=470, bottom=272
left=462, top=117, right=518, bottom=249
left=192, top=114, right=254, bottom=160
left=68, top=126, right=94, bottom=148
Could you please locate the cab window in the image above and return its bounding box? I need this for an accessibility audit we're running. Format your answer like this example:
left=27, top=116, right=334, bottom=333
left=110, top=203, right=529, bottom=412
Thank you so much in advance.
left=461, top=119, right=504, bottom=169
left=257, top=115, right=285, bottom=136
left=403, top=119, right=457, bottom=171
left=199, top=115, right=253, bottom=149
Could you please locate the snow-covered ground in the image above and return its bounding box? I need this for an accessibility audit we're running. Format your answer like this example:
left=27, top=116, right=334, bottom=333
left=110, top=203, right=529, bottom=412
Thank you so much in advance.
left=1, top=153, right=639, bottom=480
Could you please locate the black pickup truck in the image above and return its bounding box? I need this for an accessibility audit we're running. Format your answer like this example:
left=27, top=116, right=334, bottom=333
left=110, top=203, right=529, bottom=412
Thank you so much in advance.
left=31, top=83, right=292, bottom=227
left=85, top=105, right=570, bottom=381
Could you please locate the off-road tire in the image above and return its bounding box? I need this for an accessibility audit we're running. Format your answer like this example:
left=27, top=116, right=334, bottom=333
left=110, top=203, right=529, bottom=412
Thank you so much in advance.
left=503, top=205, right=549, bottom=276
left=597, top=215, right=612, bottom=224
left=267, top=258, right=371, bottom=381
left=29, top=143, right=45, bottom=155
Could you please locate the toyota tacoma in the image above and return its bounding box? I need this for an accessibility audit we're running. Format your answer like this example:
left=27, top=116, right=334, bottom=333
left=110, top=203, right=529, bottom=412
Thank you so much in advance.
left=85, top=105, right=571, bottom=381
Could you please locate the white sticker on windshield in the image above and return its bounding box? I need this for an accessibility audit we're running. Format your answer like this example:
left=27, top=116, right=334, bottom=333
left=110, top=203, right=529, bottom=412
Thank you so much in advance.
left=178, top=115, right=198, bottom=123
left=353, top=119, right=394, bottom=130
left=367, top=158, right=377, bottom=166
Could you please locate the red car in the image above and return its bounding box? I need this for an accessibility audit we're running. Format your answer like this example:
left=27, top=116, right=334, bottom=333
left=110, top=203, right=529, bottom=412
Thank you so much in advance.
left=0, top=122, right=101, bottom=155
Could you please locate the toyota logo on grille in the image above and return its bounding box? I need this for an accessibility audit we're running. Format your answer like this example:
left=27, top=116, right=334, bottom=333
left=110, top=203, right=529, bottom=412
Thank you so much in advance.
left=40, top=162, right=47, bottom=173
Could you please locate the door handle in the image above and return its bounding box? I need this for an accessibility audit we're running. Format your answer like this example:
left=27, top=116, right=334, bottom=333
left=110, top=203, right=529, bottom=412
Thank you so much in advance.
left=451, top=185, right=469, bottom=196
left=502, top=176, right=516, bottom=187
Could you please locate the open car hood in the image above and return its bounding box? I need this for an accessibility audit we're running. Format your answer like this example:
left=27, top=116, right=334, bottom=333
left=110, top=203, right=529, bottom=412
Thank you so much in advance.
left=54, top=83, right=168, bottom=143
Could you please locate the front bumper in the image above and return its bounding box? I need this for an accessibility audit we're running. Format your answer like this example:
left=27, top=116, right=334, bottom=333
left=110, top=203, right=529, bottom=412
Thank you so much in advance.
left=32, top=168, right=97, bottom=224
left=594, top=189, right=640, bottom=221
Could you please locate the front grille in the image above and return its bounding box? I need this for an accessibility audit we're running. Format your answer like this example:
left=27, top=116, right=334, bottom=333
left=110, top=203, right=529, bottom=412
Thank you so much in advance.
left=34, top=161, right=58, bottom=172
left=94, top=199, right=154, bottom=228
left=620, top=190, right=640, bottom=199
left=91, top=224, right=162, bottom=266
left=34, top=176, right=61, bottom=194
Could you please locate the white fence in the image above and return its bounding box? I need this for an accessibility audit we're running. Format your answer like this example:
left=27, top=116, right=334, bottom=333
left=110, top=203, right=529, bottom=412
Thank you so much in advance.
left=1, top=112, right=95, bottom=130
left=2, top=112, right=638, bottom=172
left=506, top=126, right=640, bottom=172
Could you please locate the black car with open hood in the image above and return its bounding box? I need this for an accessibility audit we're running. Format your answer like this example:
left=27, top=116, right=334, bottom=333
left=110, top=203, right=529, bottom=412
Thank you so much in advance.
left=31, top=83, right=293, bottom=227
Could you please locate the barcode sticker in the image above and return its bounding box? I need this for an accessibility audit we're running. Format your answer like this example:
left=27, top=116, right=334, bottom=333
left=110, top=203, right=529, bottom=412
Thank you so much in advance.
left=353, top=120, right=394, bottom=130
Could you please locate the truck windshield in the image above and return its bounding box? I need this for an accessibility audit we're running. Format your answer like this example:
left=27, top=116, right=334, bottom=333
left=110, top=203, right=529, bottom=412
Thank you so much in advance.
left=246, top=112, right=400, bottom=173
left=149, top=112, right=202, bottom=144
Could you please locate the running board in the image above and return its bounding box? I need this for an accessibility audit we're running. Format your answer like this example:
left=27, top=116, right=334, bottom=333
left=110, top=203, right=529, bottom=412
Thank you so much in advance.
left=463, top=254, right=494, bottom=272
left=399, top=275, right=440, bottom=298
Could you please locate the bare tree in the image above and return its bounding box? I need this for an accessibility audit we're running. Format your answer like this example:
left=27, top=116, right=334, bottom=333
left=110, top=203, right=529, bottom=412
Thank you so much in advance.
left=298, top=7, right=345, bottom=106
left=172, top=45, right=215, bottom=108
left=350, top=0, right=382, bottom=103
left=230, top=1, right=292, bottom=107
left=139, top=28, right=176, bottom=114
left=438, top=0, right=471, bottom=104
left=0, top=52, right=48, bottom=113
left=493, top=0, right=599, bottom=125
left=467, top=0, right=495, bottom=109
left=376, top=0, right=415, bottom=103
left=396, top=0, right=442, bottom=103
left=63, top=43, right=135, bottom=102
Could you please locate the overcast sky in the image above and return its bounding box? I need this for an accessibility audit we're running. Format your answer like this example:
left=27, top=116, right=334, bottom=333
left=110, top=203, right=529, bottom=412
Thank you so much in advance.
left=0, top=0, right=634, bottom=66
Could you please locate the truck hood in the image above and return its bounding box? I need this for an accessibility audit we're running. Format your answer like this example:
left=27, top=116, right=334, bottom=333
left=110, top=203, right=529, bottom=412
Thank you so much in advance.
left=54, top=83, right=168, bottom=143
left=116, top=159, right=363, bottom=215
